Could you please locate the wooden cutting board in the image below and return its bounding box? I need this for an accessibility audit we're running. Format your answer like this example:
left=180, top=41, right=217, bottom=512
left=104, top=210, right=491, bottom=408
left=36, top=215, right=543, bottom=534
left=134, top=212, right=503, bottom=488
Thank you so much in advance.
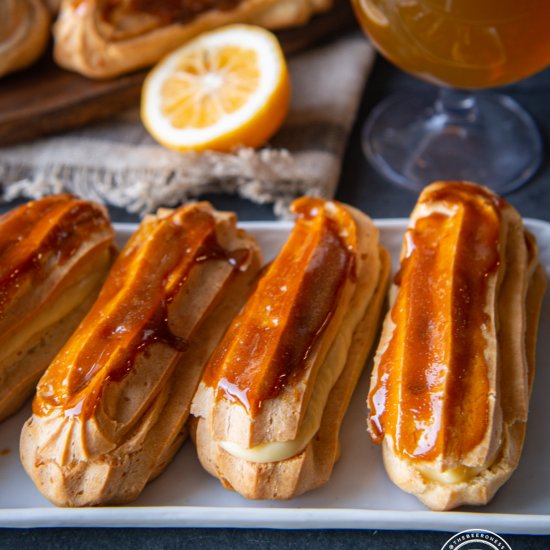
left=0, top=0, right=356, bottom=147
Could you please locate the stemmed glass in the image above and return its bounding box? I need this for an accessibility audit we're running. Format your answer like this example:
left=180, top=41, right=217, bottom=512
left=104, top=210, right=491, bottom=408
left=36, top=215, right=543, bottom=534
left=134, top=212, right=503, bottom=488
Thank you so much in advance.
left=351, top=0, right=550, bottom=193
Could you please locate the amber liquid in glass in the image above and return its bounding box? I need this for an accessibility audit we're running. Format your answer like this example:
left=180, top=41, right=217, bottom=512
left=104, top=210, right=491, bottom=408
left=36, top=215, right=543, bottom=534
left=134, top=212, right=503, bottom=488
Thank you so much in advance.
left=352, top=0, right=550, bottom=88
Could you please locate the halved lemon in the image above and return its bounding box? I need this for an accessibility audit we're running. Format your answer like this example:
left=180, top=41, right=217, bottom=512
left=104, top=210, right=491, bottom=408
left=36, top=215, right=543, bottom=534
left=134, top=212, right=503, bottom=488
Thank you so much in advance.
left=141, top=24, right=290, bottom=152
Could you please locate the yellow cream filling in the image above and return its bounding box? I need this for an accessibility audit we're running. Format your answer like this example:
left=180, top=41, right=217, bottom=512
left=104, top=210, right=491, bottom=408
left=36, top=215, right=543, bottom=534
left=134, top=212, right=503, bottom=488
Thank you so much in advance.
left=417, top=464, right=483, bottom=485
left=0, top=250, right=110, bottom=364
left=219, top=325, right=351, bottom=463
left=218, top=258, right=375, bottom=464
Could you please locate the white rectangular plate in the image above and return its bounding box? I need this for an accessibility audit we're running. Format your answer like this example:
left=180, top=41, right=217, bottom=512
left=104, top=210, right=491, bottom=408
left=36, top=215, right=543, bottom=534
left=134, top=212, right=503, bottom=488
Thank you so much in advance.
left=1, top=219, right=549, bottom=533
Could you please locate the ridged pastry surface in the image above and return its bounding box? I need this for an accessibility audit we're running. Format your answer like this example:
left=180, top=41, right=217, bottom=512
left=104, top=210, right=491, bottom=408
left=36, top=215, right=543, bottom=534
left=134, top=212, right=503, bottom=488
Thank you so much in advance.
left=22, top=201, right=262, bottom=506
left=368, top=183, right=503, bottom=463
left=0, top=194, right=115, bottom=421
left=0, top=0, right=50, bottom=77
left=33, top=203, right=253, bottom=420
left=54, top=0, right=333, bottom=77
left=97, top=0, right=243, bottom=37
left=0, top=194, right=114, bottom=306
left=202, top=197, right=356, bottom=416
left=367, top=181, right=547, bottom=510
left=191, top=196, right=390, bottom=499
left=0, top=194, right=113, bottom=336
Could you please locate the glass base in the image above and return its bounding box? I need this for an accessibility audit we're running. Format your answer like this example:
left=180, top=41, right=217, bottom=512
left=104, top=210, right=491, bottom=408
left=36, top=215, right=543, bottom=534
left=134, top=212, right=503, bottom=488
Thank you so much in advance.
left=363, top=91, right=543, bottom=194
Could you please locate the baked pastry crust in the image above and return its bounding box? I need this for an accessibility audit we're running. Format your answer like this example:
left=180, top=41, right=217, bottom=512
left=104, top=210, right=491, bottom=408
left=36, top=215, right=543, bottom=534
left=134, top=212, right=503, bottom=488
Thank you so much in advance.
left=0, top=0, right=51, bottom=77
left=368, top=181, right=547, bottom=511
left=20, top=202, right=262, bottom=506
left=251, top=0, right=333, bottom=28
left=0, top=194, right=115, bottom=422
left=45, top=0, right=61, bottom=12
left=53, top=0, right=333, bottom=78
left=191, top=197, right=390, bottom=499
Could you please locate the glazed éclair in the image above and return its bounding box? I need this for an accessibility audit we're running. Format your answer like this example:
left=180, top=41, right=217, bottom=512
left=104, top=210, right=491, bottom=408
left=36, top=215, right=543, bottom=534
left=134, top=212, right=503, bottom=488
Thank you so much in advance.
left=0, top=194, right=114, bottom=422
left=367, top=181, right=546, bottom=511
left=191, top=197, right=390, bottom=499
left=20, top=202, right=261, bottom=506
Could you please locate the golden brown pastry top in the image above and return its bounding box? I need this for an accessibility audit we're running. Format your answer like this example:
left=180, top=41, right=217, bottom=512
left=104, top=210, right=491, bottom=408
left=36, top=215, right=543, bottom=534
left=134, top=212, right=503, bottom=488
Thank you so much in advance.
left=54, top=0, right=333, bottom=78
left=0, top=194, right=113, bottom=319
left=73, top=0, right=243, bottom=38
left=368, top=182, right=506, bottom=462
left=33, top=202, right=253, bottom=419
left=0, top=0, right=51, bottom=77
left=202, top=197, right=356, bottom=416
left=102, top=0, right=242, bottom=23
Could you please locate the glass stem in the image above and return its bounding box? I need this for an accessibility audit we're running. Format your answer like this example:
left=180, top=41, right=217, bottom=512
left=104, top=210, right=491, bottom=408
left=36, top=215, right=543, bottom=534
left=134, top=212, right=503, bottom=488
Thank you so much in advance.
left=435, top=87, right=479, bottom=123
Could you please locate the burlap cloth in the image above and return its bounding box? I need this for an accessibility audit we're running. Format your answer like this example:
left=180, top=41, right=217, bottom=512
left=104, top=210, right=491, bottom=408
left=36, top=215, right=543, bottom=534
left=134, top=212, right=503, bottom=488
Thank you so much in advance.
left=0, top=34, right=374, bottom=217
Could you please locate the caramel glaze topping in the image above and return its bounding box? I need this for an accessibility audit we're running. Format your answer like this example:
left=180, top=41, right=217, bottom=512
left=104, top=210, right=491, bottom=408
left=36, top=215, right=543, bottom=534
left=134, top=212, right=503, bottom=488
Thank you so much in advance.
left=34, top=204, right=249, bottom=419
left=97, top=0, right=242, bottom=28
left=0, top=194, right=113, bottom=316
left=202, top=197, right=356, bottom=416
left=369, top=182, right=503, bottom=462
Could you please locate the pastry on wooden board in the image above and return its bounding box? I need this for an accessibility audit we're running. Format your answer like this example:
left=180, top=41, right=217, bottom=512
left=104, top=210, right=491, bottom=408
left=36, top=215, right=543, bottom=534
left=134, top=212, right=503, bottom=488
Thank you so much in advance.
left=0, top=0, right=51, bottom=77
left=367, top=181, right=547, bottom=511
left=53, top=0, right=334, bottom=78
left=20, top=202, right=262, bottom=506
left=191, top=197, right=391, bottom=500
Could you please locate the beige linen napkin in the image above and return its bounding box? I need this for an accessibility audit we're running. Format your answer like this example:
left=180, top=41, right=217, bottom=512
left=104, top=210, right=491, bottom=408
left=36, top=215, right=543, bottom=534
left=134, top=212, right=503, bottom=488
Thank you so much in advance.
left=0, top=34, right=374, bottom=217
